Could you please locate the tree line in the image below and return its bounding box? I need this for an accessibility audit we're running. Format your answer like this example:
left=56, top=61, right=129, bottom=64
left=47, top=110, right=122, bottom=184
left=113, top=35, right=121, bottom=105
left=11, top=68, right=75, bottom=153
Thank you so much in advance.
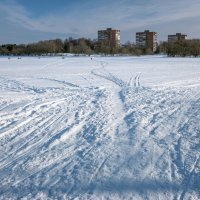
left=160, top=39, right=200, bottom=57
left=0, top=38, right=153, bottom=56
left=1, top=38, right=200, bottom=56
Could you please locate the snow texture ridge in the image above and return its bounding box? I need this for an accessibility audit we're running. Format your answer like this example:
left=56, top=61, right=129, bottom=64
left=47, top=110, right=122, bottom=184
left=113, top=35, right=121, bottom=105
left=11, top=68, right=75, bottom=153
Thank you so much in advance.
left=0, top=56, right=199, bottom=200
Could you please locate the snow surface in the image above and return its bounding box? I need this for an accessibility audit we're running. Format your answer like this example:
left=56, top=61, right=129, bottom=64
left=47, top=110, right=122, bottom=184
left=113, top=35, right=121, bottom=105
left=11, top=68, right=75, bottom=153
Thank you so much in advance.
left=0, top=55, right=200, bottom=200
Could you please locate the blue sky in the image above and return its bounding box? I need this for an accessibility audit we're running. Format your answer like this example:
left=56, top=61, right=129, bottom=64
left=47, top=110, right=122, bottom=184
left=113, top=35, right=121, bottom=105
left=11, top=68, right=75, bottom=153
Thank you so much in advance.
left=0, top=0, right=200, bottom=44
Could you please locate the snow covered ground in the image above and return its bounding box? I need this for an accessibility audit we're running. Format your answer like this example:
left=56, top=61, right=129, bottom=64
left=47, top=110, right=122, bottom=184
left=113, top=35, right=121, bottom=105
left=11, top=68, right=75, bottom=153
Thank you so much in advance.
left=0, top=55, right=199, bottom=200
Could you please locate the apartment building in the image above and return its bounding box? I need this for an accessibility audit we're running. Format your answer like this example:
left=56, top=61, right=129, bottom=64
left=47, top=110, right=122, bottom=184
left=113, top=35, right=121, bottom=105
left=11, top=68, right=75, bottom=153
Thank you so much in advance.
left=168, top=33, right=187, bottom=42
left=136, top=30, right=157, bottom=52
left=98, top=28, right=120, bottom=47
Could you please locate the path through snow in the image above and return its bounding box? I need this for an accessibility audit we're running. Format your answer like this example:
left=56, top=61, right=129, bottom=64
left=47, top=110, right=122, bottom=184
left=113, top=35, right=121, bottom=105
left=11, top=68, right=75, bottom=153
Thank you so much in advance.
left=0, top=56, right=199, bottom=200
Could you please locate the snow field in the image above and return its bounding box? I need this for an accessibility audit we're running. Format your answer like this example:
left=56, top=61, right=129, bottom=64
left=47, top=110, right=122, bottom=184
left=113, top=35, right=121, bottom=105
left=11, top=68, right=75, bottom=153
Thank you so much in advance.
left=0, top=55, right=200, bottom=199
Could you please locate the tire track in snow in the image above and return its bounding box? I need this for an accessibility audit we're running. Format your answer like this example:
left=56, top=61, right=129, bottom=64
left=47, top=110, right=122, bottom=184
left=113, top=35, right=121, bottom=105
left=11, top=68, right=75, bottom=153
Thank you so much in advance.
left=40, top=59, right=66, bottom=70
left=0, top=77, right=116, bottom=198
left=0, top=109, right=66, bottom=170
left=94, top=64, right=199, bottom=199
left=0, top=103, right=66, bottom=163
left=1, top=58, right=200, bottom=199
left=0, top=88, right=90, bottom=166
left=0, top=76, right=45, bottom=93
left=92, top=60, right=200, bottom=200
left=37, top=77, right=80, bottom=88
left=121, top=85, right=200, bottom=199
left=0, top=99, right=67, bottom=138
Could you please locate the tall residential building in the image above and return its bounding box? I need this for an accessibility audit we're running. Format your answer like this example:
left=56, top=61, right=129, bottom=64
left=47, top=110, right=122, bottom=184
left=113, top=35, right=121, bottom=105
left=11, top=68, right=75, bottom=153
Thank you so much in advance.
left=168, top=33, right=187, bottom=42
left=136, top=30, right=157, bottom=52
left=98, top=28, right=120, bottom=47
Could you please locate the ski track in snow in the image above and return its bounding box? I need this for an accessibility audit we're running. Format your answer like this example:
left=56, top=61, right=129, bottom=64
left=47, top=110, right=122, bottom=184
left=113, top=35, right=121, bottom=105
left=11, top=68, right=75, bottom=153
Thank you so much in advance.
left=0, top=56, right=200, bottom=200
